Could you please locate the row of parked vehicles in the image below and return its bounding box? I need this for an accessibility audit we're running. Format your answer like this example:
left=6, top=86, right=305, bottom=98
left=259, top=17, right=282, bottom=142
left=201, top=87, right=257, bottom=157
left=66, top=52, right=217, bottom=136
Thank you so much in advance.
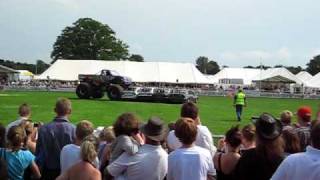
left=75, top=69, right=198, bottom=103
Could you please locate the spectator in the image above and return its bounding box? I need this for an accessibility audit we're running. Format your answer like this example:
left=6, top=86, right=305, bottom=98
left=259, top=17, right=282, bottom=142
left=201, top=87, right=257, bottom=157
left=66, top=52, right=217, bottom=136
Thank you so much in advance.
left=20, top=120, right=37, bottom=153
left=106, top=117, right=168, bottom=180
left=282, top=129, right=301, bottom=156
left=294, top=106, right=312, bottom=151
left=234, top=113, right=284, bottom=180
left=0, top=126, right=41, bottom=180
left=109, top=113, right=143, bottom=163
left=6, top=103, right=31, bottom=135
left=60, top=120, right=96, bottom=173
left=272, top=122, right=320, bottom=180
left=0, top=123, right=7, bottom=179
left=35, top=98, right=76, bottom=180
left=57, top=135, right=101, bottom=180
left=167, top=102, right=217, bottom=155
left=240, top=124, right=256, bottom=154
left=98, top=126, right=115, bottom=172
left=214, top=126, right=241, bottom=180
left=168, top=118, right=215, bottom=180
left=280, top=110, right=293, bottom=130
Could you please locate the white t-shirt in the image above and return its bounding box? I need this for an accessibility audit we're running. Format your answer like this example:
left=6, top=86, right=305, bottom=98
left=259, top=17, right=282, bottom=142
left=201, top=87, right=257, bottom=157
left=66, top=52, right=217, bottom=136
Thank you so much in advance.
left=167, top=125, right=217, bottom=156
left=271, top=146, right=320, bottom=180
left=107, top=144, right=168, bottom=180
left=167, top=146, right=216, bottom=180
left=60, top=144, right=99, bottom=173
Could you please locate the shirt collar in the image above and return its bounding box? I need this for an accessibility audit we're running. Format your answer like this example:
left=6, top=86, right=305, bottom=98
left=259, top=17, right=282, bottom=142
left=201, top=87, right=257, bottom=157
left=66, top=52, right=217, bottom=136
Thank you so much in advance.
left=54, top=116, right=69, bottom=122
left=306, top=146, right=320, bottom=157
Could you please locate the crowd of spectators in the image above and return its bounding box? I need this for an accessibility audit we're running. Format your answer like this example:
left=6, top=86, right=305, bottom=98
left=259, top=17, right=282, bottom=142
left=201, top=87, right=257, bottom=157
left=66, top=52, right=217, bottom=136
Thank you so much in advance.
left=1, top=99, right=320, bottom=180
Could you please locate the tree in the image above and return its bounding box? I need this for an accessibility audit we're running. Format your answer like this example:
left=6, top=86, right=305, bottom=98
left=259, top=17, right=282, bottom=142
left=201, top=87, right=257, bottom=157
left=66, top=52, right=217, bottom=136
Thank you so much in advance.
left=129, top=54, right=144, bottom=62
left=51, top=18, right=129, bottom=63
left=243, top=66, right=255, bottom=68
left=286, top=66, right=303, bottom=75
left=35, top=60, right=50, bottom=74
left=195, top=56, right=220, bottom=75
left=306, top=55, right=320, bottom=75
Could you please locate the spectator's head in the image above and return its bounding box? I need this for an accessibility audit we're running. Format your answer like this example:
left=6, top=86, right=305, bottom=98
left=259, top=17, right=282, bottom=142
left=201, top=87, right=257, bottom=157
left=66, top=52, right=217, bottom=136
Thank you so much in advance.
left=140, top=117, right=167, bottom=143
left=7, top=126, right=26, bottom=151
left=113, top=113, right=140, bottom=137
left=311, top=122, right=320, bottom=149
left=76, top=120, right=94, bottom=142
left=225, top=126, right=242, bottom=149
left=168, top=122, right=176, bottom=131
left=255, top=113, right=284, bottom=160
left=18, top=103, right=31, bottom=118
left=80, top=135, right=99, bottom=163
left=181, top=102, right=198, bottom=121
left=241, top=124, right=256, bottom=147
left=99, top=126, right=115, bottom=143
left=174, top=118, right=197, bottom=146
left=282, top=129, right=301, bottom=154
left=0, top=123, right=5, bottom=148
left=297, top=106, right=312, bottom=124
left=54, top=98, right=72, bottom=117
left=280, top=110, right=293, bottom=126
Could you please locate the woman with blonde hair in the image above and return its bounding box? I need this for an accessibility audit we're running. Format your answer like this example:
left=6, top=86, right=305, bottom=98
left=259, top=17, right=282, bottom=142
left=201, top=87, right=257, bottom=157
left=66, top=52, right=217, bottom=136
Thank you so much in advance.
left=57, top=135, right=101, bottom=180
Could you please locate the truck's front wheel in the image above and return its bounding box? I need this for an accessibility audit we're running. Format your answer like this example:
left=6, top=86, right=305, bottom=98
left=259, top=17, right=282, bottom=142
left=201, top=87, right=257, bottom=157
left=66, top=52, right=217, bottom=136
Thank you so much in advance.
left=107, top=85, right=123, bottom=100
left=76, top=83, right=92, bottom=99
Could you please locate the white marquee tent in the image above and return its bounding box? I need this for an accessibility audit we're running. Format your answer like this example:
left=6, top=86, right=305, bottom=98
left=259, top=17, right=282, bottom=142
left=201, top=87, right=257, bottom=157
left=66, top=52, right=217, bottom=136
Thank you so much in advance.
left=36, top=59, right=211, bottom=84
left=305, top=72, right=320, bottom=88
left=206, top=68, right=261, bottom=85
left=252, top=68, right=303, bottom=84
left=295, top=71, right=313, bottom=82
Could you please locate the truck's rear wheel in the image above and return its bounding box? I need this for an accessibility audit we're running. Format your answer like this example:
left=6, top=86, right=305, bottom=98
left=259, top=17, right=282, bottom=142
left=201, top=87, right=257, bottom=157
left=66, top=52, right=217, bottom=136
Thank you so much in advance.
left=107, top=85, right=123, bottom=100
left=92, top=90, right=104, bottom=99
left=76, top=83, right=92, bottom=99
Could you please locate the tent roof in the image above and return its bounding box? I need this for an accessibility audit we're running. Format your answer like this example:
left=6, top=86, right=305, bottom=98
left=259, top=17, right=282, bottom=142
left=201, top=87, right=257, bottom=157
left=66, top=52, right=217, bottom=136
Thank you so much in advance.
left=305, top=72, right=320, bottom=88
left=0, top=65, right=18, bottom=73
left=36, top=60, right=211, bottom=84
left=253, top=68, right=302, bottom=84
left=206, top=68, right=261, bottom=85
left=296, top=71, right=313, bottom=82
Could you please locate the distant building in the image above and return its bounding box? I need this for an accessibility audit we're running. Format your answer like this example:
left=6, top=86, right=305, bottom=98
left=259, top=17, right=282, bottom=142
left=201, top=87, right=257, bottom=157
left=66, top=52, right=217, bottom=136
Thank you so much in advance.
left=0, top=65, right=19, bottom=83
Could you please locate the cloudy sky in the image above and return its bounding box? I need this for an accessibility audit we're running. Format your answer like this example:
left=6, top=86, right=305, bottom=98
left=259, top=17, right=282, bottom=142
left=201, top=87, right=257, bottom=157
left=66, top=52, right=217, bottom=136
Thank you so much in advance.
left=1, top=0, right=320, bottom=67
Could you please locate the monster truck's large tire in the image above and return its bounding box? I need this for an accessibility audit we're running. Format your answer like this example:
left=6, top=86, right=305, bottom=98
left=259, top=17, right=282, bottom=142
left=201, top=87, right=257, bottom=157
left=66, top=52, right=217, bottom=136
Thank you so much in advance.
left=92, top=89, right=104, bottom=99
left=76, top=83, right=92, bottom=99
left=107, top=85, right=123, bottom=100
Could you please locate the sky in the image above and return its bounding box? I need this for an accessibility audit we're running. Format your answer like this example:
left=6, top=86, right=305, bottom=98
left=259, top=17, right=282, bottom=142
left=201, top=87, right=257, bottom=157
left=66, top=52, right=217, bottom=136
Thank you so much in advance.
left=1, top=0, right=320, bottom=67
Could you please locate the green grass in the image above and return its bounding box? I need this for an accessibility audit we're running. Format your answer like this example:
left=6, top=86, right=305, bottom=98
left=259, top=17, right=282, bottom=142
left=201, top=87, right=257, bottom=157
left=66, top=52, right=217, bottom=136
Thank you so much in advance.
left=0, top=91, right=319, bottom=134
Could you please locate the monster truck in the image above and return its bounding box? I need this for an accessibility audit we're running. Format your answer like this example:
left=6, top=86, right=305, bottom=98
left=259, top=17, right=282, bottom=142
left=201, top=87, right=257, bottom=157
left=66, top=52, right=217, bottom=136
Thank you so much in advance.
left=76, top=70, right=132, bottom=100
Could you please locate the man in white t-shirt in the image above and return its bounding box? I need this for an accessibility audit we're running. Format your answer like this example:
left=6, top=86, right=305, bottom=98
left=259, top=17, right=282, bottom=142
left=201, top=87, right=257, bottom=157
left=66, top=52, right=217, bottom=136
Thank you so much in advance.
left=106, top=117, right=168, bottom=180
left=272, top=122, right=320, bottom=180
left=60, top=120, right=98, bottom=173
left=168, top=118, right=216, bottom=180
left=6, top=103, right=31, bottom=132
left=167, top=102, right=216, bottom=156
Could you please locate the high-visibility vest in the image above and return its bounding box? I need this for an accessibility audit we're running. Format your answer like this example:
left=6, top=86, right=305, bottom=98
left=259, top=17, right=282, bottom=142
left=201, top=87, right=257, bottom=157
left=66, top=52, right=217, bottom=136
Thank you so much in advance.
left=235, top=92, right=246, bottom=105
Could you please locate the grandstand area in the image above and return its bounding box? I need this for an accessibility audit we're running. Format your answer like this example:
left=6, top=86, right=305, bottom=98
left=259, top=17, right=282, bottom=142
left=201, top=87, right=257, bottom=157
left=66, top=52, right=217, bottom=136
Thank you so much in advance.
left=0, top=91, right=318, bottom=134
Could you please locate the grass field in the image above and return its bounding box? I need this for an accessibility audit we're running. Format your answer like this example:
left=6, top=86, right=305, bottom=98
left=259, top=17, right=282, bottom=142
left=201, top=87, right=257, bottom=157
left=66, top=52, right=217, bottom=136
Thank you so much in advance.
left=0, top=91, right=319, bottom=134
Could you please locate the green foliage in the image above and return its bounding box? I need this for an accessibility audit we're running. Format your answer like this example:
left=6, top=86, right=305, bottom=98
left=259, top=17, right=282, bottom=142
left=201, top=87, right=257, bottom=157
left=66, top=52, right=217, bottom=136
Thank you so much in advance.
left=286, top=66, right=303, bottom=74
left=51, top=18, right=129, bottom=63
left=196, top=56, right=220, bottom=75
left=306, top=55, right=320, bottom=75
left=0, top=59, right=49, bottom=74
left=0, top=91, right=318, bottom=134
left=129, top=54, right=144, bottom=62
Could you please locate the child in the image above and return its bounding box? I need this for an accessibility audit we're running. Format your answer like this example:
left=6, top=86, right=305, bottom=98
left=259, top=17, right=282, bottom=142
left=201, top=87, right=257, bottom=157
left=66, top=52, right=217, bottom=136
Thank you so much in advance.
left=0, top=126, right=41, bottom=180
left=109, top=112, right=143, bottom=163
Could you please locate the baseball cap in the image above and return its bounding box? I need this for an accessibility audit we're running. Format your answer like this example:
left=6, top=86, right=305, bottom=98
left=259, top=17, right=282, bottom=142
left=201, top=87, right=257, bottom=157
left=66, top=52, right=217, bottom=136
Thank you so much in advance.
left=297, top=106, right=312, bottom=122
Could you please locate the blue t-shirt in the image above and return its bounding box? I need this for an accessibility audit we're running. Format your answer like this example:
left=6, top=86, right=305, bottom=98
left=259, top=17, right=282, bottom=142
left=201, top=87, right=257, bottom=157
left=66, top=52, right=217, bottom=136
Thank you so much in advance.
left=0, top=148, right=35, bottom=180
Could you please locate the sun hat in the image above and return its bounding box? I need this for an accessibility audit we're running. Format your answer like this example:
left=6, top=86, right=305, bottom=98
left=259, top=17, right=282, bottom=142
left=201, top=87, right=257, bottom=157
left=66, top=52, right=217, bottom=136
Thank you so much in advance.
left=255, top=113, right=282, bottom=140
left=140, top=117, right=167, bottom=142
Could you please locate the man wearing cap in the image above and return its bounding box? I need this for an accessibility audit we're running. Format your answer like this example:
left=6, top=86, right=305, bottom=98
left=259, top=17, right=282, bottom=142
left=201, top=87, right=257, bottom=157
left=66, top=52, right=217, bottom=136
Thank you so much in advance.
left=272, top=122, right=320, bottom=180
left=294, top=106, right=312, bottom=151
left=106, top=117, right=168, bottom=180
left=233, top=89, right=247, bottom=121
